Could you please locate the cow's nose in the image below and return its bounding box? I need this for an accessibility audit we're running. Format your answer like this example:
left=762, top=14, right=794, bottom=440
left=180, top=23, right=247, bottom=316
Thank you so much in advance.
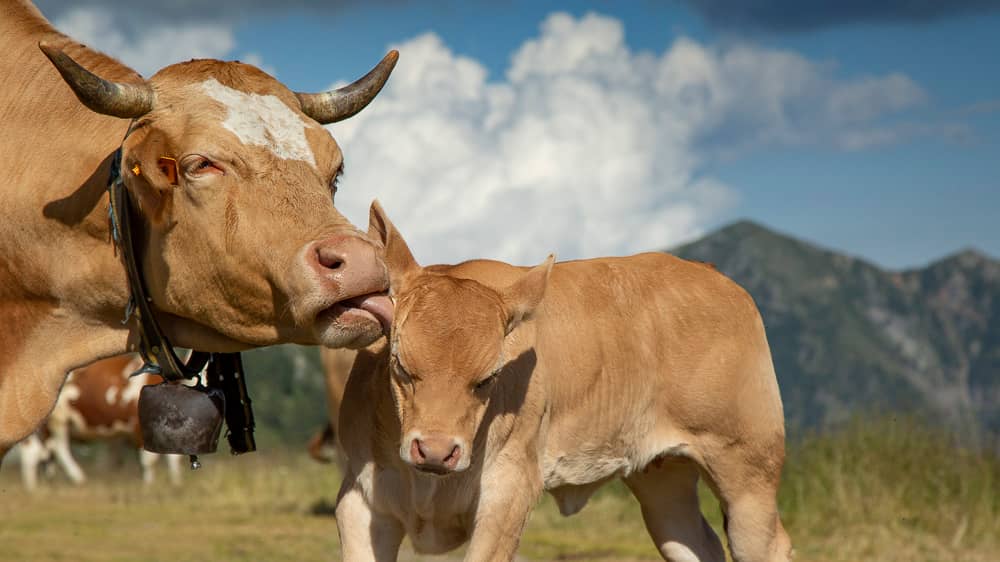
left=410, top=435, right=463, bottom=473
left=317, top=245, right=345, bottom=271
left=306, top=234, right=386, bottom=293
left=309, top=234, right=371, bottom=274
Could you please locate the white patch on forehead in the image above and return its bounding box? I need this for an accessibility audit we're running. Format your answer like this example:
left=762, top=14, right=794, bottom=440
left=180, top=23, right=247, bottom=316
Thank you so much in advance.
left=199, top=78, right=318, bottom=167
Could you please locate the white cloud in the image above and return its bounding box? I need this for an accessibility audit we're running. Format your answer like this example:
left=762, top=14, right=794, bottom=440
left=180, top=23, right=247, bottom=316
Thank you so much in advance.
left=328, top=12, right=928, bottom=266
left=53, top=8, right=236, bottom=77
left=48, top=8, right=934, bottom=266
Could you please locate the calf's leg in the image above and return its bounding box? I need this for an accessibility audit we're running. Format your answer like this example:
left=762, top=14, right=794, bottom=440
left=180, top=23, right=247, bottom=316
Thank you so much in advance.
left=464, top=467, right=541, bottom=562
left=625, top=458, right=725, bottom=562
left=336, top=478, right=405, bottom=562
left=699, top=444, right=792, bottom=562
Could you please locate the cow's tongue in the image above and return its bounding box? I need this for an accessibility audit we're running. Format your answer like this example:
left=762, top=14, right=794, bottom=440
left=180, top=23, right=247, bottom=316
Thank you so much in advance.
left=348, top=293, right=394, bottom=335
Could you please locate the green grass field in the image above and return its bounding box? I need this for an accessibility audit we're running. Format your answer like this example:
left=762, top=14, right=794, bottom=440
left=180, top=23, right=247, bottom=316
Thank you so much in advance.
left=1, top=418, right=997, bottom=562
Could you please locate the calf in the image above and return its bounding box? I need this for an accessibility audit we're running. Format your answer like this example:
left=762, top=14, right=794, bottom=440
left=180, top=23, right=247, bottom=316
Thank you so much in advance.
left=19, top=355, right=182, bottom=490
left=335, top=203, right=792, bottom=562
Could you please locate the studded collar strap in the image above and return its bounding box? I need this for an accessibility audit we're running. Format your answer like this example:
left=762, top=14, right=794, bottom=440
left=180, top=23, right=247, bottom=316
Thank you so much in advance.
left=107, top=146, right=209, bottom=381
left=106, top=128, right=256, bottom=454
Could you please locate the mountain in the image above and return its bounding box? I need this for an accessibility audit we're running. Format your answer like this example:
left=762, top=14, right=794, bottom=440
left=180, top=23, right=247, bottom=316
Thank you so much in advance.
left=674, top=221, right=1000, bottom=439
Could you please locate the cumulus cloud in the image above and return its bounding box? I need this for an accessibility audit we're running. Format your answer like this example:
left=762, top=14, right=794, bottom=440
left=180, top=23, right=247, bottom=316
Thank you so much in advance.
left=38, top=5, right=938, bottom=266
left=40, top=2, right=276, bottom=77
left=35, top=0, right=368, bottom=24
left=51, top=7, right=238, bottom=76
left=680, top=0, right=1000, bottom=32
left=664, top=40, right=929, bottom=154
left=328, top=12, right=929, bottom=266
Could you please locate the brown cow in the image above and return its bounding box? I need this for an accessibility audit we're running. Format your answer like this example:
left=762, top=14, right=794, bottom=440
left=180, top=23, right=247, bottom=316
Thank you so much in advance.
left=18, top=355, right=183, bottom=491
left=307, top=348, right=356, bottom=465
left=334, top=202, right=792, bottom=562
left=0, top=1, right=396, bottom=459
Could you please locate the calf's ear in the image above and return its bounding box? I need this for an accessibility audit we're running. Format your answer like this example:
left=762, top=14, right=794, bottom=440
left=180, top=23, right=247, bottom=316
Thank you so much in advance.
left=368, top=200, right=420, bottom=294
left=500, top=255, right=555, bottom=335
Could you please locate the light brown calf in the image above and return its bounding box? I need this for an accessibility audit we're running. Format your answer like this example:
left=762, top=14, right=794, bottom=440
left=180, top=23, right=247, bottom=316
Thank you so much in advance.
left=0, top=1, right=395, bottom=459
left=334, top=202, right=792, bottom=562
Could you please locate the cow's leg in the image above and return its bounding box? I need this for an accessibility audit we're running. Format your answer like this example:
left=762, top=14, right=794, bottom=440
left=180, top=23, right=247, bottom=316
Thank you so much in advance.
left=47, top=426, right=85, bottom=484
left=42, top=455, right=58, bottom=479
left=19, top=434, right=46, bottom=492
left=625, top=459, right=725, bottom=562
left=336, top=479, right=404, bottom=561
left=139, top=449, right=160, bottom=485
left=699, top=448, right=792, bottom=562
left=165, top=454, right=183, bottom=486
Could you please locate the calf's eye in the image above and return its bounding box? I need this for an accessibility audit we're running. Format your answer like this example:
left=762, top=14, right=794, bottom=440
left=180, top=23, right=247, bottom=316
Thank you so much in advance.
left=474, top=373, right=498, bottom=391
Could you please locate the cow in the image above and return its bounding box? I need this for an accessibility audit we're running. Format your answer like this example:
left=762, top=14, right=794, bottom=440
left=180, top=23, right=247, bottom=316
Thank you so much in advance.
left=333, top=202, right=792, bottom=562
left=18, top=354, right=185, bottom=491
left=307, top=347, right=356, bottom=465
left=0, top=0, right=396, bottom=460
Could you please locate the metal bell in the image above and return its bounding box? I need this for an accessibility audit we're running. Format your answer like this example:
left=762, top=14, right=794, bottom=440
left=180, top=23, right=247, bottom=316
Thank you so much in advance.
left=138, top=382, right=225, bottom=455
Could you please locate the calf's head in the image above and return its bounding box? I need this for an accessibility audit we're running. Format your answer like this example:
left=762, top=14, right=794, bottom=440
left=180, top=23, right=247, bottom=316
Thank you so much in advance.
left=368, top=202, right=553, bottom=474
left=41, top=44, right=397, bottom=350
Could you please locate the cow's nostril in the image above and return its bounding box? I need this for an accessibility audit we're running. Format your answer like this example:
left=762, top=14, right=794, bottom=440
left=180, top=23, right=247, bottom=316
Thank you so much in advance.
left=317, top=247, right=345, bottom=271
left=411, top=439, right=425, bottom=462
left=444, top=444, right=460, bottom=465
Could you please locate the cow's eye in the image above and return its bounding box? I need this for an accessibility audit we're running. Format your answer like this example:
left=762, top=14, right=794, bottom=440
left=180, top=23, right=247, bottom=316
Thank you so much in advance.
left=330, top=166, right=343, bottom=201
left=181, top=155, right=224, bottom=178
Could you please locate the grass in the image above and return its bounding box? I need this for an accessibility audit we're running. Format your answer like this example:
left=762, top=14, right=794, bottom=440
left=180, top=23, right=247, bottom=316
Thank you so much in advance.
left=1, top=417, right=997, bottom=561
left=777, top=417, right=1000, bottom=562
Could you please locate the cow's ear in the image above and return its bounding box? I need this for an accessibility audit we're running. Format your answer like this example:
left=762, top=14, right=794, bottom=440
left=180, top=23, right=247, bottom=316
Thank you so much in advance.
left=124, top=158, right=174, bottom=225
left=122, top=129, right=175, bottom=225
left=500, top=254, right=554, bottom=335
left=368, top=200, right=419, bottom=293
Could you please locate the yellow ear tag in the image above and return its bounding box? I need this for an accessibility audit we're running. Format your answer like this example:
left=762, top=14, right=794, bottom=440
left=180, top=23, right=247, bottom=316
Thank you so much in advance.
left=131, top=163, right=141, bottom=176
left=157, top=157, right=178, bottom=185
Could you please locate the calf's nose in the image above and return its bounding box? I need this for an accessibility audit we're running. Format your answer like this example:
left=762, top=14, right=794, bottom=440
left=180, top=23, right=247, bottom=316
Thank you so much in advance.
left=410, top=435, right=463, bottom=473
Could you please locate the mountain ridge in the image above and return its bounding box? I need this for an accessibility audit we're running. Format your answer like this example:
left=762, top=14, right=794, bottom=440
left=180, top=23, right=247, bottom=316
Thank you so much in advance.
left=673, top=220, right=999, bottom=441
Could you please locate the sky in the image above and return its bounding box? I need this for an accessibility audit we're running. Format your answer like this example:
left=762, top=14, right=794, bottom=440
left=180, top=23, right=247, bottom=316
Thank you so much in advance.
left=34, top=0, right=1000, bottom=270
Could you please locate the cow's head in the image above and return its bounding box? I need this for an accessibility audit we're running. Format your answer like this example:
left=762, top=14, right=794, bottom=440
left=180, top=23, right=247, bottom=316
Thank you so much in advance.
left=368, top=201, right=553, bottom=474
left=40, top=43, right=397, bottom=350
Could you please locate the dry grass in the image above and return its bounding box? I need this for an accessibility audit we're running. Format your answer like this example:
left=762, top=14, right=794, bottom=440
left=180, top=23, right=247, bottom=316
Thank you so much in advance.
left=1, top=418, right=997, bottom=561
left=778, top=417, right=1000, bottom=562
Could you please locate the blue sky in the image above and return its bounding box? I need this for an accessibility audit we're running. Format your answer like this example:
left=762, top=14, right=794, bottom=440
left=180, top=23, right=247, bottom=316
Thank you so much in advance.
left=37, top=0, right=1000, bottom=269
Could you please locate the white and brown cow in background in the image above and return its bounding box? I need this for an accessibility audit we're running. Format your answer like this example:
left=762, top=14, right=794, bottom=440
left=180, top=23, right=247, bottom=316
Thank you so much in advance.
left=0, top=0, right=396, bottom=461
left=18, top=355, right=184, bottom=491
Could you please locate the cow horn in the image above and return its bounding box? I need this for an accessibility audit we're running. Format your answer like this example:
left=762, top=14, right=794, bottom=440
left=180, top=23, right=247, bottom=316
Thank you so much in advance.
left=39, top=41, right=154, bottom=119
left=296, top=50, right=399, bottom=124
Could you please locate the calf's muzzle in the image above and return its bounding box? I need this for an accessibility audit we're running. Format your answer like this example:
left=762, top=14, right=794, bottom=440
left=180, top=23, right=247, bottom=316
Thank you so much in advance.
left=409, top=435, right=464, bottom=474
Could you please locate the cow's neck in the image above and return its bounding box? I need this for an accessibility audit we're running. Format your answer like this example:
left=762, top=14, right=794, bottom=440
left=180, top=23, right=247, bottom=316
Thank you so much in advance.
left=0, top=5, right=141, bottom=450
